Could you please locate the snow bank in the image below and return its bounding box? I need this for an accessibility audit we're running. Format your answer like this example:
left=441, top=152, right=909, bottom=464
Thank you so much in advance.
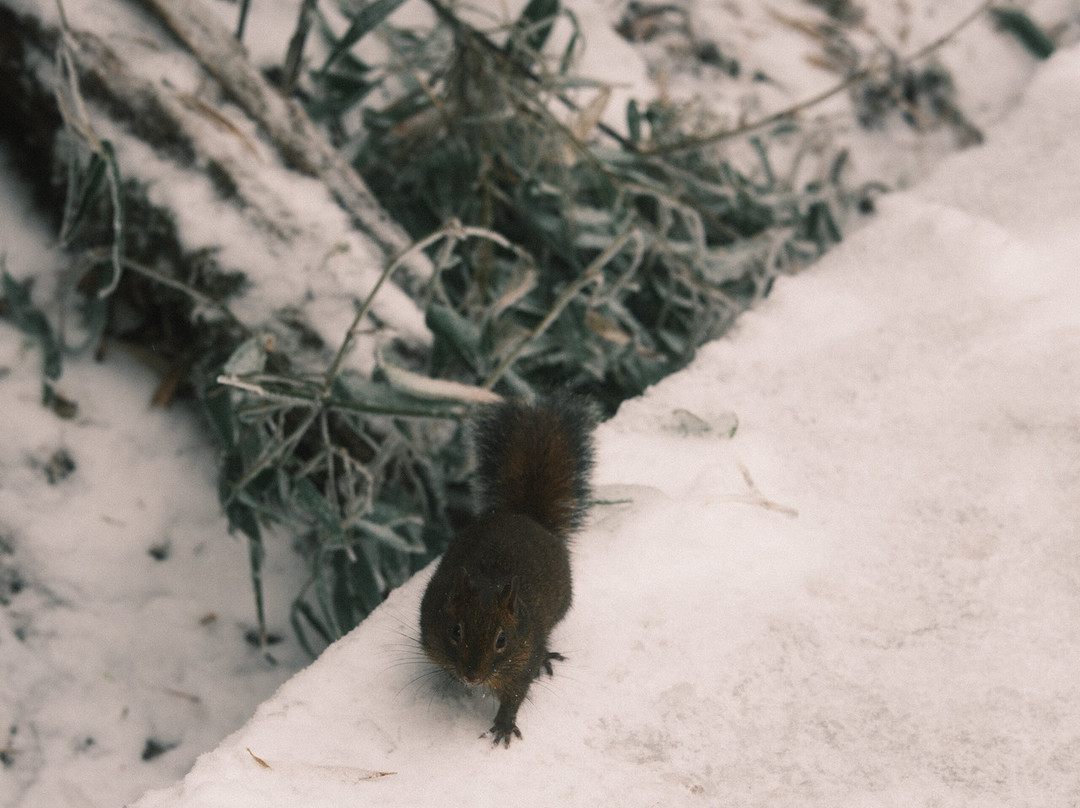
left=129, top=41, right=1080, bottom=808
left=0, top=143, right=311, bottom=808
left=0, top=324, right=313, bottom=805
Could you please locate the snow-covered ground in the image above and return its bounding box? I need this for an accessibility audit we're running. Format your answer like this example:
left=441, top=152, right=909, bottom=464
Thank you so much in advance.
left=2, top=1, right=1079, bottom=806
left=0, top=159, right=313, bottom=806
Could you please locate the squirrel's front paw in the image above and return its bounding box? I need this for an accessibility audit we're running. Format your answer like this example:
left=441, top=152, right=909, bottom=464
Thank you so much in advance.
left=542, top=651, right=566, bottom=676
left=487, top=719, right=522, bottom=747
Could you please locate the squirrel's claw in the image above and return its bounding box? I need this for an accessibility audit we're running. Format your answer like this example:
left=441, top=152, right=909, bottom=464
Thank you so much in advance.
left=487, top=721, right=522, bottom=747
left=542, top=651, right=566, bottom=677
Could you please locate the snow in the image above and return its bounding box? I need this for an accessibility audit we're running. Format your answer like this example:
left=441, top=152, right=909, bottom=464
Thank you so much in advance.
left=0, top=156, right=315, bottom=802
left=2, top=1, right=1079, bottom=806
left=0, top=325, right=314, bottom=804
left=126, top=33, right=1080, bottom=808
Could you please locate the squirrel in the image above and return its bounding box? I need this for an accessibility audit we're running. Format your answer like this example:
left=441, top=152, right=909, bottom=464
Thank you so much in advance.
left=419, top=394, right=596, bottom=747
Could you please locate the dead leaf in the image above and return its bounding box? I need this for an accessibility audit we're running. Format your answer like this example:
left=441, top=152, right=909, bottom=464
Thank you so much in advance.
left=247, top=748, right=271, bottom=769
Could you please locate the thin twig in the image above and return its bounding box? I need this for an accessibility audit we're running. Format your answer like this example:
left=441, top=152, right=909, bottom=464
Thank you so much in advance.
left=120, top=255, right=244, bottom=326
left=53, top=1, right=126, bottom=297
left=321, top=220, right=513, bottom=395
left=715, top=462, right=798, bottom=517
left=421, top=0, right=637, bottom=151
left=641, top=0, right=993, bottom=155
left=321, top=229, right=446, bottom=394
left=482, top=225, right=641, bottom=390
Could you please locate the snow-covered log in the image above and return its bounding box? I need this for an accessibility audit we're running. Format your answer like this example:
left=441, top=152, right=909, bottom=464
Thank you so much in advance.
left=0, top=0, right=430, bottom=369
left=133, top=0, right=425, bottom=275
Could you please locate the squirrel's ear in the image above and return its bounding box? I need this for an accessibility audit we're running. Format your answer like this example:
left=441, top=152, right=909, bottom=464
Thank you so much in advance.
left=499, top=577, right=520, bottom=617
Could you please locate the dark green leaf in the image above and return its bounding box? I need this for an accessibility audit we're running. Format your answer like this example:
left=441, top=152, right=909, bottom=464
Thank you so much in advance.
left=295, top=477, right=346, bottom=538
left=513, top=0, right=560, bottom=54
left=60, top=150, right=107, bottom=246
left=804, top=200, right=842, bottom=248
left=331, top=553, right=359, bottom=635
left=99, top=140, right=126, bottom=299
left=426, top=303, right=484, bottom=373
left=990, top=7, right=1055, bottom=59
left=556, top=9, right=581, bottom=74
left=346, top=548, right=384, bottom=614
left=329, top=375, right=464, bottom=419
left=356, top=502, right=426, bottom=553
left=225, top=498, right=262, bottom=545
left=234, top=510, right=267, bottom=645
left=291, top=599, right=332, bottom=657
left=2, top=269, right=62, bottom=382
left=236, top=0, right=252, bottom=39
left=314, top=552, right=344, bottom=639
left=309, top=70, right=376, bottom=119
left=626, top=100, right=642, bottom=145
left=323, top=0, right=409, bottom=71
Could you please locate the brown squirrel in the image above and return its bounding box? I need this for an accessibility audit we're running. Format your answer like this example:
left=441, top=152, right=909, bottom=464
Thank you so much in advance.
left=419, top=394, right=595, bottom=746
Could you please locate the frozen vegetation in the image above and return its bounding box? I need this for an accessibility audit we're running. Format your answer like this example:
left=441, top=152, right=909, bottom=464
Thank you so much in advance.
left=0, top=1, right=1077, bottom=806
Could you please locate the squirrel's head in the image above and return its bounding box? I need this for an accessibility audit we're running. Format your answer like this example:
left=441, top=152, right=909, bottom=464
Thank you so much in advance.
left=421, top=567, right=525, bottom=690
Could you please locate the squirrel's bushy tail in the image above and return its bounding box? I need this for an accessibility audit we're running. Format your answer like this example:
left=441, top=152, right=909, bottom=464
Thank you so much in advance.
left=472, top=394, right=596, bottom=538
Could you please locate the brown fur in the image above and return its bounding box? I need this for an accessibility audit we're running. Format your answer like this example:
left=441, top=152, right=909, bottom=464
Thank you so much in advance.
left=419, top=397, right=595, bottom=746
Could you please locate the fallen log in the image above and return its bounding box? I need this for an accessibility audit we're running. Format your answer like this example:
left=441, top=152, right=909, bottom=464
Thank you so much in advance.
left=0, top=0, right=431, bottom=372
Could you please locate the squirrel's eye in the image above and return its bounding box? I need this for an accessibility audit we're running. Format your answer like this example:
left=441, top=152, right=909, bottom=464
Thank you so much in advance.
left=494, top=629, right=507, bottom=652
left=449, top=623, right=462, bottom=645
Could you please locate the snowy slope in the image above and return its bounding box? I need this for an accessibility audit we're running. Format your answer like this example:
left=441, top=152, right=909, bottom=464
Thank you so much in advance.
left=0, top=322, right=313, bottom=807
left=0, top=158, right=314, bottom=804
left=128, top=39, right=1080, bottom=808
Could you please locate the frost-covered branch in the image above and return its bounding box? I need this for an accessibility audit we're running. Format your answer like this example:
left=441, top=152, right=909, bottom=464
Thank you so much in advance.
left=133, top=0, right=430, bottom=285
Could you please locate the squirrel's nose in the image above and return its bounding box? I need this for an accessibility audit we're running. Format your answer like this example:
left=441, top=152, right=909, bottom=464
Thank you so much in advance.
left=460, top=667, right=485, bottom=686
